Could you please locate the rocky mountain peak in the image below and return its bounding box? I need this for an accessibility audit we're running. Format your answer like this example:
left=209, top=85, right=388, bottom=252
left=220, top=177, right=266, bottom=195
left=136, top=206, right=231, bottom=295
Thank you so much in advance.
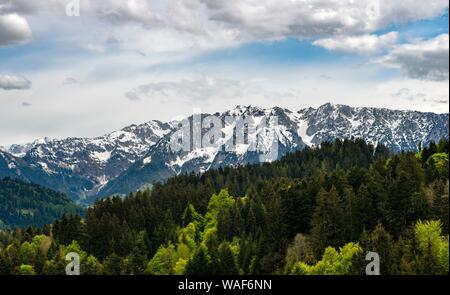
left=1, top=103, right=448, bottom=204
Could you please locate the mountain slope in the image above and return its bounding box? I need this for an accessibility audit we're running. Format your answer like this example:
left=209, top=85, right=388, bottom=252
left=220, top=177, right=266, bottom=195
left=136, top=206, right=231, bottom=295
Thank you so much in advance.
left=0, top=178, right=83, bottom=229
left=99, top=104, right=448, bottom=198
left=99, top=106, right=306, bottom=197
left=1, top=103, right=448, bottom=203
left=294, top=103, right=448, bottom=152
left=1, top=121, right=172, bottom=202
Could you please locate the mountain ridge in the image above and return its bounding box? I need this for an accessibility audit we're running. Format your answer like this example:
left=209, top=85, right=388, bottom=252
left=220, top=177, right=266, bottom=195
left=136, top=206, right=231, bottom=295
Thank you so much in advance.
left=1, top=103, right=448, bottom=204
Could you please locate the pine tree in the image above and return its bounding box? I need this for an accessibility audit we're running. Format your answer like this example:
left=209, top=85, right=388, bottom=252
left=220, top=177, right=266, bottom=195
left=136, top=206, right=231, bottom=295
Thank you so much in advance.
left=388, top=154, right=425, bottom=236
left=311, top=186, right=346, bottom=258
left=361, top=224, right=393, bottom=275
left=103, top=253, right=125, bottom=275
left=185, top=245, right=212, bottom=275
left=126, top=231, right=149, bottom=275
left=217, top=242, right=240, bottom=275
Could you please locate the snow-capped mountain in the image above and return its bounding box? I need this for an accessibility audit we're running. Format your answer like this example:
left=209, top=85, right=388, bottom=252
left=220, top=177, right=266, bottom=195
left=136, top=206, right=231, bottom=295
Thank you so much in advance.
left=98, top=104, right=448, bottom=198
left=0, top=103, right=448, bottom=204
left=294, top=103, right=448, bottom=152
left=99, top=106, right=306, bottom=197
left=1, top=121, right=172, bottom=203
left=6, top=138, right=53, bottom=158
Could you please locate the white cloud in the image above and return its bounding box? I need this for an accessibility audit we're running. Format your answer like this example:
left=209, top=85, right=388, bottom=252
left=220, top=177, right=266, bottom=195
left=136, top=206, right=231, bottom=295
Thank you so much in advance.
left=378, top=78, right=449, bottom=110
left=0, top=0, right=65, bottom=14
left=392, top=87, right=428, bottom=102
left=196, top=0, right=448, bottom=41
left=313, top=32, right=398, bottom=54
left=81, top=43, right=106, bottom=53
left=0, top=13, right=31, bottom=46
left=94, top=0, right=448, bottom=53
left=62, top=77, right=80, bottom=85
left=0, top=74, right=32, bottom=90
left=1, top=0, right=448, bottom=52
left=95, top=0, right=163, bottom=27
left=378, top=34, right=449, bottom=81
left=125, top=77, right=281, bottom=102
left=379, top=1, right=449, bottom=25
left=319, top=74, right=333, bottom=80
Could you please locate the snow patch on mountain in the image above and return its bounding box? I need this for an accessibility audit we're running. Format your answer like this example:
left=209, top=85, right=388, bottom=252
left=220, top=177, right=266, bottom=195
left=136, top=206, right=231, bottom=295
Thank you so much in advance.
left=1, top=103, right=448, bottom=204
left=91, top=150, right=112, bottom=163
left=143, top=156, right=152, bottom=165
left=2, top=120, right=172, bottom=201
left=6, top=138, right=53, bottom=158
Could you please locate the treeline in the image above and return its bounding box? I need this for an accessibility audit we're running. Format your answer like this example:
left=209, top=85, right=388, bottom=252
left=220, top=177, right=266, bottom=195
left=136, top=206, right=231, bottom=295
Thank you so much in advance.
left=0, top=178, right=83, bottom=229
left=0, top=138, right=448, bottom=275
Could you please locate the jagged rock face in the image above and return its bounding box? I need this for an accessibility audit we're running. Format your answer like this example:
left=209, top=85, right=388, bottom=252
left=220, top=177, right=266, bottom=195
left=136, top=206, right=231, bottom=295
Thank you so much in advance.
left=99, top=106, right=306, bottom=198
left=1, top=121, right=172, bottom=203
left=297, top=104, right=449, bottom=152
left=6, top=138, right=52, bottom=158
left=1, top=103, right=448, bottom=204
left=295, top=103, right=448, bottom=152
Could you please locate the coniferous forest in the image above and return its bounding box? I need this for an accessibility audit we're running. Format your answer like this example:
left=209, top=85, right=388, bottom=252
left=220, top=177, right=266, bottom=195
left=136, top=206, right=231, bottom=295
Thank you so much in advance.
left=0, top=139, right=448, bottom=275
left=0, top=178, right=83, bottom=229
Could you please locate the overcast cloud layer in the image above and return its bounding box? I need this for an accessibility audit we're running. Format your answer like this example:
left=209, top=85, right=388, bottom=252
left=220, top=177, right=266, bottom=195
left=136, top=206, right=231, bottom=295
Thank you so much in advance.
left=0, top=0, right=448, bottom=145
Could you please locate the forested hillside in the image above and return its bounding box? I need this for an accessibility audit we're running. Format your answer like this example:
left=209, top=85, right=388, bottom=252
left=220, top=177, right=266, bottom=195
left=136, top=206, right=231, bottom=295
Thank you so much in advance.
left=0, top=178, right=83, bottom=229
left=0, top=139, right=448, bottom=275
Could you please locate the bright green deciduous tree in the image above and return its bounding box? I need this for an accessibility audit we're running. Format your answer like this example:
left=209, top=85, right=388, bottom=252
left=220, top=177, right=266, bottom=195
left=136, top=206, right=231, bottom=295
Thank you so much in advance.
left=17, top=264, right=36, bottom=275
left=414, top=220, right=449, bottom=274
left=290, top=242, right=363, bottom=275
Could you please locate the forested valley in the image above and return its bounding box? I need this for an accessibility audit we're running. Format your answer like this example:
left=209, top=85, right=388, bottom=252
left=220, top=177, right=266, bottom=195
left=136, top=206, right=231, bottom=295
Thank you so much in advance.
left=0, top=178, right=83, bottom=229
left=0, top=138, right=448, bottom=275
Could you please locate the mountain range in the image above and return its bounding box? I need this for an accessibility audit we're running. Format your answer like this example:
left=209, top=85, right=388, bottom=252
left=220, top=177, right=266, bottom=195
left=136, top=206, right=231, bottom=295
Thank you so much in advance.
left=1, top=103, right=448, bottom=205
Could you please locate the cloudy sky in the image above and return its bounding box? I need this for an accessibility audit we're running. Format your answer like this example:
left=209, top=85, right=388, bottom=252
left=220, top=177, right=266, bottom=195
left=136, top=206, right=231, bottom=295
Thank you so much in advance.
left=0, top=0, right=449, bottom=145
